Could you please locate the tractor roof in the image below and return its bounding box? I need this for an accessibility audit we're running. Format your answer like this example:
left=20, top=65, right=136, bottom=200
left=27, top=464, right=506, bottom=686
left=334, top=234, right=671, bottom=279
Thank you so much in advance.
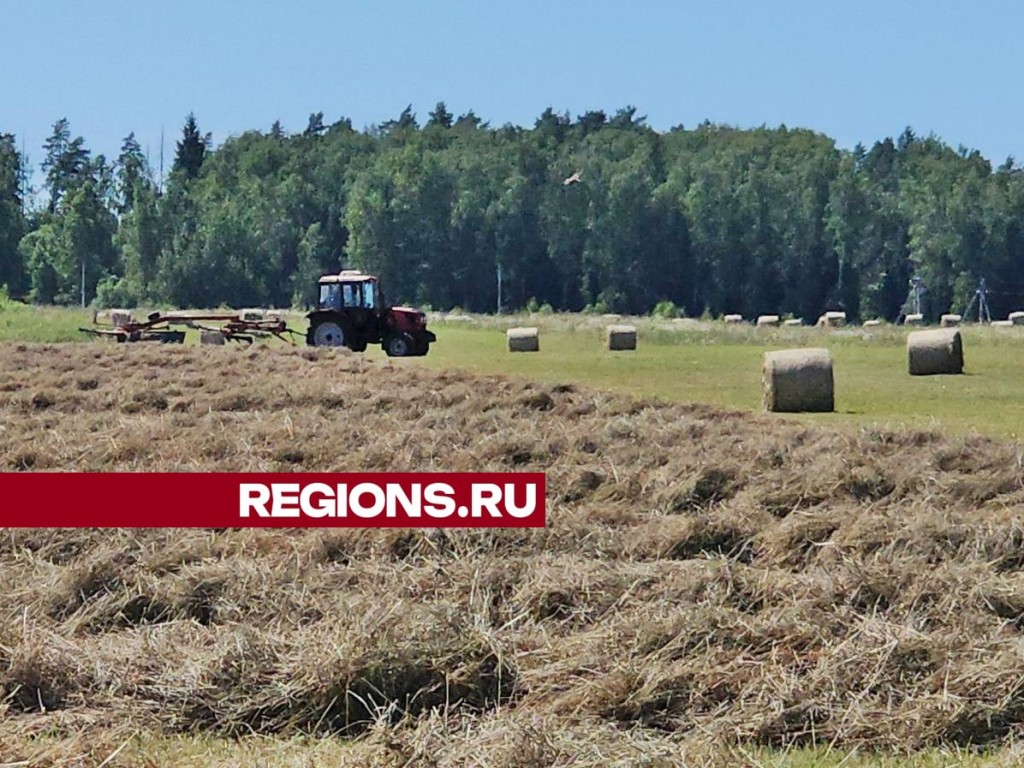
left=318, top=270, right=377, bottom=284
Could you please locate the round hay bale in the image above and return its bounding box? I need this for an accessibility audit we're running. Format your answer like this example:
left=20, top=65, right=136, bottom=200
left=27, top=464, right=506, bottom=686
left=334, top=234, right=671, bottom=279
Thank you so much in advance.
left=762, top=348, right=834, bottom=413
left=940, top=313, right=962, bottom=327
left=782, top=318, right=803, bottom=327
left=816, top=311, right=847, bottom=328
left=723, top=314, right=743, bottom=324
left=200, top=330, right=226, bottom=346
left=1009, top=311, right=1024, bottom=325
left=756, top=314, right=780, bottom=328
left=606, top=324, right=637, bottom=351
left=907, top=328, right=963, bottom=375
left=863, top=319, right=883, bottom=328
left=904, top=313, right=924, bottom=326
left=992, top=319, right=1014, bottom=328
left=507, top=327, right=539, bottom=352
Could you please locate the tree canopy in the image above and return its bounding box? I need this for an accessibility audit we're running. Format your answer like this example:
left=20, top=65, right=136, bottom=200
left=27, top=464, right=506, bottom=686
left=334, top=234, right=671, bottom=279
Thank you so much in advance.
left=2, top=110, right=1024, bottom=321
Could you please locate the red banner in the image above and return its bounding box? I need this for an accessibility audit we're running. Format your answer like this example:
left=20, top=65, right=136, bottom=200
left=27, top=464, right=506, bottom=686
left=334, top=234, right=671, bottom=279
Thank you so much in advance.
left=0, top=472, right=546, bottom=528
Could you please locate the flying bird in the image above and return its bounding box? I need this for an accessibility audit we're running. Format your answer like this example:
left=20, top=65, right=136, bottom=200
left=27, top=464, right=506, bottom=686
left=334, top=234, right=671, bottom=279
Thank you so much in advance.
left=563, top=171, right=582, bottom=186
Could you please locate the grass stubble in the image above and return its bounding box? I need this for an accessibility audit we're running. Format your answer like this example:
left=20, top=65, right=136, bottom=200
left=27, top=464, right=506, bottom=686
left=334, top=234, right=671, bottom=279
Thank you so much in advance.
left=2, top=341, right=1024, bottom=766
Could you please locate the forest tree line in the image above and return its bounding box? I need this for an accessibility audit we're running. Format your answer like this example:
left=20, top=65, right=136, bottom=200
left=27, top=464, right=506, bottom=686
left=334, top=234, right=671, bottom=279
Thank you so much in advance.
left=2, top=105, right=1024, bottom=322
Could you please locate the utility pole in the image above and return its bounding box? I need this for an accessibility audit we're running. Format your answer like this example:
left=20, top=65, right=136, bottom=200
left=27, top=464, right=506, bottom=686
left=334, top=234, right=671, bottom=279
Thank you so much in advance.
left=496, top=263, right=503, bottom=314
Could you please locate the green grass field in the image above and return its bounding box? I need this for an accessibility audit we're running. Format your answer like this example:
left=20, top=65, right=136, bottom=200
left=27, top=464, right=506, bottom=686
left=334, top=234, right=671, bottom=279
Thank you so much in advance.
left=417, top=317, right=1024, bottom=441
left=15, top=733, right=1024, bottom=768
left=4, top=298, right=1024, bottom=441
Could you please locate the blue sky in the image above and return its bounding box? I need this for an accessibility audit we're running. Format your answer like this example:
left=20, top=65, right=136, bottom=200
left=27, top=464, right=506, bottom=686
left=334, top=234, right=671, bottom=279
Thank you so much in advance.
left=3, top=0, right=1023, bottom=178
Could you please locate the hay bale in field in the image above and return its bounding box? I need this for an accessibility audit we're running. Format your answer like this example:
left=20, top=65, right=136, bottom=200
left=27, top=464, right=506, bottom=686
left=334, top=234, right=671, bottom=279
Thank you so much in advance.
left=723, top=314, right=743, bottom=324
left=200, top=330, right=226, bottom=345
left=606, top=324, right=637, bottom=351
left=940, top=313, right=962, bottom=327
left=992, top=319, right=1014, bottom=328
left=907, top=328, right=963, bottom=375
left=783, top=318, right=803, bottom=327
left=904, top=313, right=924, bottom=326
left=762, top=348, right=834, bottom=413
left=1009, top=311, right=1024, bottom=325
left=507, top=327, right=539, bottom=352
left=756, top=315, right=780, bottom=327
left=863, top=319, right=883, bottom=328
left=816, top=311, right=846, bottom=328
left=110, top=309, right=133, bottom=328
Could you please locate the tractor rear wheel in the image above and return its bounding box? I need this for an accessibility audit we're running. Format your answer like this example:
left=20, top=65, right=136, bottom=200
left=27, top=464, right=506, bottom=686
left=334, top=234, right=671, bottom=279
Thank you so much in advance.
left=385, top=333, right=412, bottom=357
left=311, top=320, right=348, bottom=347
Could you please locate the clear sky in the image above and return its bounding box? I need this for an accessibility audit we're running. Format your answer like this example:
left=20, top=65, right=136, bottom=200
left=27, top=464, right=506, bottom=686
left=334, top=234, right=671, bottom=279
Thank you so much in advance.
left=3, top=0, right=1023, bottom=177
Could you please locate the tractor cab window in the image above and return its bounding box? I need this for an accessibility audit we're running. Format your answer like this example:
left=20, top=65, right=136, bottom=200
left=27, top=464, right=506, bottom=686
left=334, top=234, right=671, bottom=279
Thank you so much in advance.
left=362, top=282, right=376, bottom=309
left=320, top=283, right=341, bottom=310
left=342, top=283, right=357, bottom=307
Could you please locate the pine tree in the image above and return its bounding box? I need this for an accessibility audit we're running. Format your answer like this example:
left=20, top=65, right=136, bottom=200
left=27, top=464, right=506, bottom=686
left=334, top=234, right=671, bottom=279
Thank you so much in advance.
left=172, top=113, right=209, bottom=179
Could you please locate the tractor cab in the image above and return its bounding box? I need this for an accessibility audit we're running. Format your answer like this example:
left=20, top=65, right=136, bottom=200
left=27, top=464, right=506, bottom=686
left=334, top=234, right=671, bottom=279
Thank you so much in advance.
left=306, top=270, right=435, bottom=356
left=317, top=271, right=380, bottom=312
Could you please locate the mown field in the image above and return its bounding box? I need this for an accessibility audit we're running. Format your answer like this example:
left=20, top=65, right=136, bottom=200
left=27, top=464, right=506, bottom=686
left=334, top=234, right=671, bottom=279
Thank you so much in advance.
left=4, top=344, right=1024, bottom=768
left=5, top=300, right=1024, bottom=440
left=2, top=338, right=1024, bottom=766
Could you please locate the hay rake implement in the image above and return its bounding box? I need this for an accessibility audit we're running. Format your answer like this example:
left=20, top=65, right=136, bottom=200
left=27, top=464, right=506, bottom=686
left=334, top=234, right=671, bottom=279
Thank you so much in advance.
left=80, top=311, right=303, bottom=345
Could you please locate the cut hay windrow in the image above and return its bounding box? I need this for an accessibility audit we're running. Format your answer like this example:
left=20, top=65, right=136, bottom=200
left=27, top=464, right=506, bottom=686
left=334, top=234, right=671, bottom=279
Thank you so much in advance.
left=907, top=328, right=964, bottom=375
left=6, top=342, right=1024, bottom=756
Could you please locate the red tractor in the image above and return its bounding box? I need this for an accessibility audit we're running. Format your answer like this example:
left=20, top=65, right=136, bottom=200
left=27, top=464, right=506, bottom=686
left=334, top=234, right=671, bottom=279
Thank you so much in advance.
left=306, top=270, right=436, bottom=356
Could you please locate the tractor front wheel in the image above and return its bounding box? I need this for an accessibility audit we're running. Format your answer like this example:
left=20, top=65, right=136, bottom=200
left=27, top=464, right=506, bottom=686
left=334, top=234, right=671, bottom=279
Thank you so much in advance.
left=310, top=320, right=348, bottom=347
left=385, top=333, right=412, bottom=357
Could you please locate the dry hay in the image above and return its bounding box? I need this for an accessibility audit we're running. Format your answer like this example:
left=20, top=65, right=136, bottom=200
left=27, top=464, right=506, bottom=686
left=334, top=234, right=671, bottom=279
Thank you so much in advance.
left=761, top=347, right=834, bottom=413
left=815, top=311, right=847, bottom=328
left=5, top=343, right=1024, bottom=760
left=904, top=313, right=925, bottom=326
left=756, top=315, right=780, bottom=328
left=782, top=318, right=803, bottom=327
left=723, top=314, right=743, bottom=324
left=941, top=313, right=962, bottom=327
left=907, top=328, right=964, bottom=376
left=200, top=330, right=226, bottom=345
left=993, top=319, right=1015, bottom=328
left=1010, top=311, right=1024, bottom=326
left=507, top=327, right=539, bottom=352
left=605, top=324, right=637, bottom=351
left=863, top=319, right=883, bottom=328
